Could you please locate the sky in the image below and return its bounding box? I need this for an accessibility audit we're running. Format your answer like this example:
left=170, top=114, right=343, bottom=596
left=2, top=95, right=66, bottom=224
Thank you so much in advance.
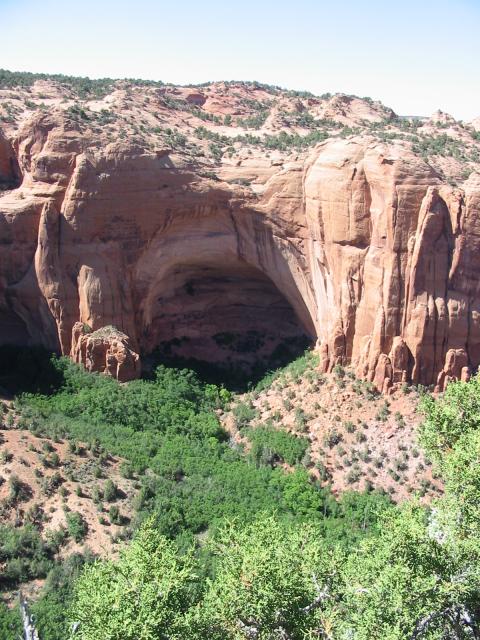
left=1, top=0, right=479, bottom=121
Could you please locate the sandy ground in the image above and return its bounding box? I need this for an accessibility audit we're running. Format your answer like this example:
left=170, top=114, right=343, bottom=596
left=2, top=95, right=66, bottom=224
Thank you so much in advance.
left=0, top=421, right=139, bottom=557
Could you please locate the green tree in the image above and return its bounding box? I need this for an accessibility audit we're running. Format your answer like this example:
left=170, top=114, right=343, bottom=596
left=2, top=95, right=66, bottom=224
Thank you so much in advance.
left=33, top=553, right=93, bottom=640
left=421, top=373, right=480, bottom=537
left=0, top=601, right=21, bottom=640
left=338, top=502, right=480, bottom=639
left=70, top=517, right=196, bottom=640
left=197, top=515, right=341, bottom=639
left=420, top=372, right=480, bottom=460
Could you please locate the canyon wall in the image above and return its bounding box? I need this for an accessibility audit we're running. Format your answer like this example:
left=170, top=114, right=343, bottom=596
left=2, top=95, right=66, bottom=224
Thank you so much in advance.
left=1, top=111, right=479, bottom=390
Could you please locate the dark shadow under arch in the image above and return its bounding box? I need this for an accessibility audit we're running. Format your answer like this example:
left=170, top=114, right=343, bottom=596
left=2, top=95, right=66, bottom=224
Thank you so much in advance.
left=141, top=259, right=314, bottom=390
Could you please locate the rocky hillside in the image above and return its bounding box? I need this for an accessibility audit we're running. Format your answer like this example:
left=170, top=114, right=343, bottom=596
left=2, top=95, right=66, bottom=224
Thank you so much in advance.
left=1, top=69, right=480, bottom=393
left=222, top=358, right=440, bottom=502
left=0, top=397, right=139, bottom=608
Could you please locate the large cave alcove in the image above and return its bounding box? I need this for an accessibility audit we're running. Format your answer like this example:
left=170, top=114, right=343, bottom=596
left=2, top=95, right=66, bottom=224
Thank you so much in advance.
left=0, top=309, right=31, bottom=346
left=140, top=257, right=315, bottom=390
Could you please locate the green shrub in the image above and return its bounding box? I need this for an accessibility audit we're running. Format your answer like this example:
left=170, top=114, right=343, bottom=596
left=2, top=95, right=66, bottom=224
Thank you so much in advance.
left=247, top=426, right=309, bottom=466
left=32, top=552, right=93, bottom=640
left=344, top=421, right=356, bottom=433
left=232, top=401, right=256, bottom=428
left=103, top=479, right=117, bottom=502
left=66, top=512, right=87, bottom=543
left=0, top=601, right=21, bottom=639
left=108, top=505, right=121, bottom=525
left=0, top=524, right=53, bottom=587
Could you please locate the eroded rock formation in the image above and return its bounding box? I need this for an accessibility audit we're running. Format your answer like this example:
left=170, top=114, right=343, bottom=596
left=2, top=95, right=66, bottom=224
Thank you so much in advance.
left=71, top=323, right=140, bottom=382
left=1, top=79, right=479, bottom=389
left=0, top=128, right=20, bottom=190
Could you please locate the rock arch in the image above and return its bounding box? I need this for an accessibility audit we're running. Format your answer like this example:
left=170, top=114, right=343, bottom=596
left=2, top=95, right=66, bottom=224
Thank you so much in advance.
left=2, top=131, right=480, bottom=391
left=132, top=210, right=317, bottom=374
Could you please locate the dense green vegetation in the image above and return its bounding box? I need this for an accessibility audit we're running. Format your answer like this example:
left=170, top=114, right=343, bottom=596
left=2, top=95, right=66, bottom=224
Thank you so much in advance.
left=0, top=524, right=55, bottom=588
left=13, top=356, right=388, bottom=544
left=69, top=498, right=480, bottom=639
left=2, top=355, right=480, bottom=638
left=66, top=371, right=480, bottom=638
left=0, top=602, right=21, bottom=638
left=1, top=353, right=391, bottom=637
left=32, top=554, right=93, bottom=640
left=246, top=424, right=309, bottom=466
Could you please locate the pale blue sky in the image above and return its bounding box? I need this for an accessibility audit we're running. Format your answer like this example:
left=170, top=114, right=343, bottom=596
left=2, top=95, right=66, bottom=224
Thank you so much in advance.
left=1, top=0, right=479, bottom=120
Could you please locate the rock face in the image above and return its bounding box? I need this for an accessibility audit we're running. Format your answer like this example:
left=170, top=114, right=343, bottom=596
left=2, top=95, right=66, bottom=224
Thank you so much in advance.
left=70, top=323, right=140, bottom=382
left=1, top=79, right=480, bottom=389
left=0, top=128, right=20, bottom=190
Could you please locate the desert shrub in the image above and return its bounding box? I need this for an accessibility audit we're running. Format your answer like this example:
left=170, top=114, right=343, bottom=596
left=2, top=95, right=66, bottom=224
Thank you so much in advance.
left=376, top=402, right=390, bottom=422
left=41, top=472, right=63, bottom=497
left=0, top=449, right=12, bottom=463
left=394, top=411, right=405, bottom=427
left=294, top=407, right=307, bottom=431
left=315, top=460, right=331, bottom=482
left=333, top=364, right=345, bottom=379
left=346, top=466, right=362, bottom=485
left=25, top=503, right=44, bottom=526
left=344, top=421, right=356, bottom=433
left=120, top=462, right=134, bottom=479
left=42, top=441, right=55, bottom=453
left=232, top=401, right=256, bottom=429
left=46, top=527, right=68, bottom=552
left=108, top=505, right=121, bottom=525
left=91, top=485, right=102, bottom=504
left=66, top=512, right=87, bottom=543
left=359, top=448, right=371, bottom=463
left=49, top=452, right=60, bottom=467
left=8, top=474, right=26, bottom=502
left=103, top=479, right=117, bottom=502
left=323, top=428, right=343, bottom=449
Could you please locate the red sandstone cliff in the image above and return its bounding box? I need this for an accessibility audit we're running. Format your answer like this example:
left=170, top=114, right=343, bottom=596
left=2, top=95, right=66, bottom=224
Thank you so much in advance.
left=1, top=77, right=479, bottom=391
